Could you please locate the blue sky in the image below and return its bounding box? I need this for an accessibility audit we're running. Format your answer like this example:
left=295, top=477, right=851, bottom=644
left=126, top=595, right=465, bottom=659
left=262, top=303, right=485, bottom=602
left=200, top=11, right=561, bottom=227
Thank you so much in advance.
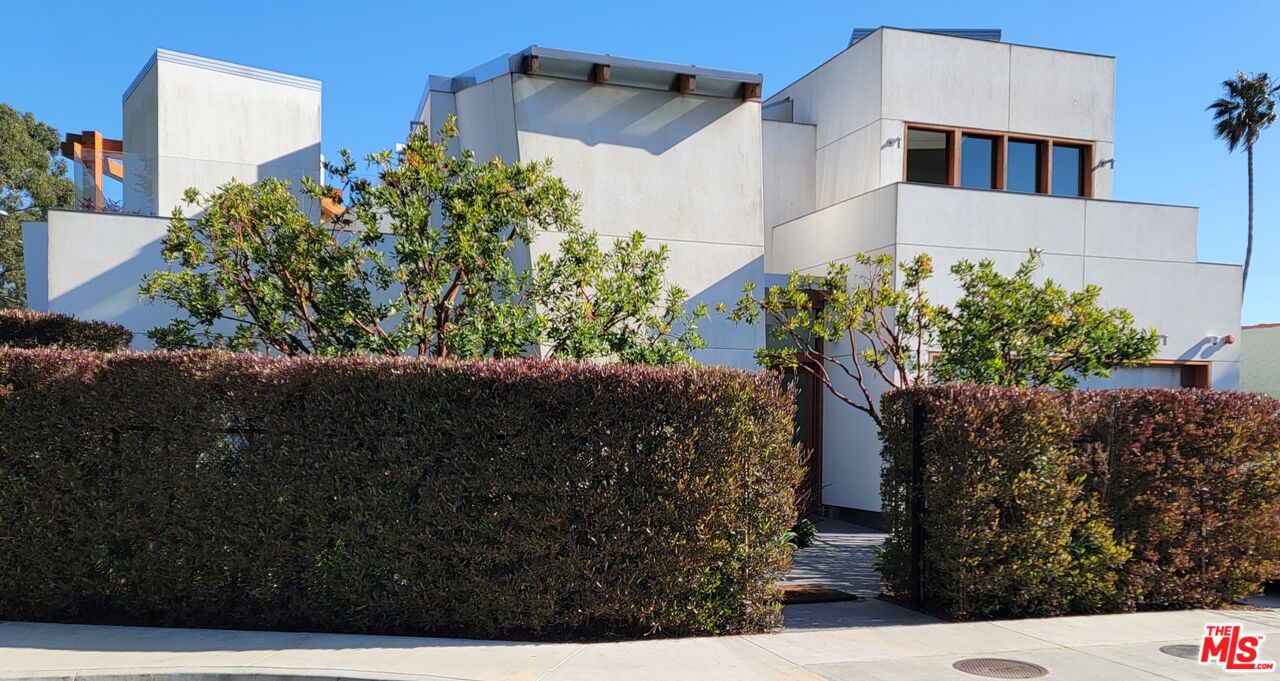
left=2, top=0, right=1277, bottom=322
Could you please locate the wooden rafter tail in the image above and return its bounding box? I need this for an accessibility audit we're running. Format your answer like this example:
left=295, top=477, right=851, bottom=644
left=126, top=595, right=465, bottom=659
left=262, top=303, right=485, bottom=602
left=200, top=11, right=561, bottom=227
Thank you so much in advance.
left=676, top=73, right=695, bottom=95
left=591, top=63, right=610, bottom=85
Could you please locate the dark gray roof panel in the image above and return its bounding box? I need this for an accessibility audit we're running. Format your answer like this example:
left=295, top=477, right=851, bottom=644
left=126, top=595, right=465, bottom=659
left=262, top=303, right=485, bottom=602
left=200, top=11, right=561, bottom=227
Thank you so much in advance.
left=849, top=27, right=1002, bottom=46
left=427, top=45, right=762, bottom=98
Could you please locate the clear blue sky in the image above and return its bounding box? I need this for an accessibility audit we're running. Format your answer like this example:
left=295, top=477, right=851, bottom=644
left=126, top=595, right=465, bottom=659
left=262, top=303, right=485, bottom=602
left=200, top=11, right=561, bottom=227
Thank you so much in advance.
left=2, top=0, right=1277, bottom=322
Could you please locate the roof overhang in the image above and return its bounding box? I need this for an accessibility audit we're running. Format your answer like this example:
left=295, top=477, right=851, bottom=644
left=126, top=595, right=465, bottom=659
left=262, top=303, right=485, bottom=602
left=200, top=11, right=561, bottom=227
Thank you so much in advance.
left=424, top=45, right=763, bottom=101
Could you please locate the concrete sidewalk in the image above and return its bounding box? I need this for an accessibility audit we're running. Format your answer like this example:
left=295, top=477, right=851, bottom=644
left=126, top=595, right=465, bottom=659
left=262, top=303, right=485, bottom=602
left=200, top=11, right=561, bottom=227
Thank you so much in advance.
left=3, top=607, right=1278, bottom=681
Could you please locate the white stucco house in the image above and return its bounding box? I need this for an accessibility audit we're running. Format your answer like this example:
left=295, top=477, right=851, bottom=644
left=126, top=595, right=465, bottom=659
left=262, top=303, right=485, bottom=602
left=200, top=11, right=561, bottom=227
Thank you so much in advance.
left=22, top=28, right=1242, bottom=523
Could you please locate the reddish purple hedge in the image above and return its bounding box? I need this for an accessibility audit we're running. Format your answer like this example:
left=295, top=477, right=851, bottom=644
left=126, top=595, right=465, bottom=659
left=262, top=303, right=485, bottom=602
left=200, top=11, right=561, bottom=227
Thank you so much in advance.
left=0, top=349, right=801, bottom=638
left=880, top=385, right=1280, bottom=619
left=0, top=309, right=132, bottom=352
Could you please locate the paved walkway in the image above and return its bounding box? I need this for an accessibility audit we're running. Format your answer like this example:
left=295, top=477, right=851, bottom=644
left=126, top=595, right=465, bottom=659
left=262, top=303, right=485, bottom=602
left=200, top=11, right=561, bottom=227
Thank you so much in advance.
left=779, top=518, right=939, bottom=630
left=4, top=608, right=1278, bottom=680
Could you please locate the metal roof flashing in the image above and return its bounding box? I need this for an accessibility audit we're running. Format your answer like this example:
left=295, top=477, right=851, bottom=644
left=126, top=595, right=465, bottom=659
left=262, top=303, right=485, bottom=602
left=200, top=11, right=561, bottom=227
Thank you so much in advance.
left=122, top=49, right=322, bottom=103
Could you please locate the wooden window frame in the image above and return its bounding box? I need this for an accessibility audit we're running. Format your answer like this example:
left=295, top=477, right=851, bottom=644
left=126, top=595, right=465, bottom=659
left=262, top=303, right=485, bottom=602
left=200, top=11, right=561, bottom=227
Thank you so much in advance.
left=1048, top=142, right=1093, bottom=198
left=903, top=125, right=958, bottom=185
left=959, top=132, right=1004, bottom=190
left=903, top=124, right=1095, bottom=198
left=1146, top=359, right=1212, bottom=389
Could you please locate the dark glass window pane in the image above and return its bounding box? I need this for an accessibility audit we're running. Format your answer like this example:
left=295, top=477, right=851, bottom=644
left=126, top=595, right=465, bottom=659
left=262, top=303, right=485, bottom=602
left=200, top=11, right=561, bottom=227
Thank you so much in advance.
left=960, top=135, right=996, bottom=189
left=905, top=129, right=949, bottom=185
left=1007, top=140, right=1041, bottom=193
left=1052, top=145, right=1085, bottom=196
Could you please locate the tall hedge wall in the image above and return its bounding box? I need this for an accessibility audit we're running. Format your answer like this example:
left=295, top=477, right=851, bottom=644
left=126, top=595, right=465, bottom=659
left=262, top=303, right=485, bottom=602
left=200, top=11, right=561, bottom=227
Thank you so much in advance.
left=0, top=349, right=800, bottom=638
left=0, top=309, right=133, bottom=352
left=880, top=386, right=1280, bottom=620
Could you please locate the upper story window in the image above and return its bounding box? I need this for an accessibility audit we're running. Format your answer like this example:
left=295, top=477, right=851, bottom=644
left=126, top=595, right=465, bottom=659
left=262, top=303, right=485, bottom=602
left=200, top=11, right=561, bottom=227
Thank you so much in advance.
left=1051, top=144, right=1087, bottom=197
left=1006, top=139, right=1043, bottom=193
left=904, top=125, right=1092, bottom=198
left=960, top=134, right=998, bottom=190
left=905, top=128, right=950, bottom=185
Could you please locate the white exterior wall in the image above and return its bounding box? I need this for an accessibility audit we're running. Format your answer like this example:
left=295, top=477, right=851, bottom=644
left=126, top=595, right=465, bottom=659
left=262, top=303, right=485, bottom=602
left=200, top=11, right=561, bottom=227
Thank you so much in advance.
left=121, top=51, right=322, bottom=217
left=764, top=28, right=1118, bottom=215
left=1242, top=326, right=1280, bottom=397
left=122, top=66, right=159, bottom=214
left=506, top=75, right=765, bottom=368
left=23, top=210, right=173, bottom=344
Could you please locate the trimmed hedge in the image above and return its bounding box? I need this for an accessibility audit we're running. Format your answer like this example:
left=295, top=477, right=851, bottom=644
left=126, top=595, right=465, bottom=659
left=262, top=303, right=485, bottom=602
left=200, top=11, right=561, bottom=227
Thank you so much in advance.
left=0, top=309, right=132, bottom=351
left=881, top=386, right=1280, bottom=620
left=0, top=349, right=801, bottom=638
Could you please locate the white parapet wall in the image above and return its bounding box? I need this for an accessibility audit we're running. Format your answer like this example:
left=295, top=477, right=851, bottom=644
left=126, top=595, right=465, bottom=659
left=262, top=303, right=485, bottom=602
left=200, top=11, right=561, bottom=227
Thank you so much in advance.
left=122, top=49, right=323, bottom=217
left=23, top=210, right=174, bottom=344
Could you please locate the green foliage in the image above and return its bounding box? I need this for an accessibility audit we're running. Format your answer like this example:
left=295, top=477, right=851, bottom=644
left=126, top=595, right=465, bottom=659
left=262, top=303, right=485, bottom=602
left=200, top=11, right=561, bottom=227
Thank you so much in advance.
left=143, top=117, right=706, bottom=364
left=532, top=230, right=708, bottom=365
left=880, top=386, right=1280, bottom=619
left=0, top=349, right=801, bottom=638
left=727, top=249, right=1156, bottom=426
left=724, top=252, right=936, bottom=427
left=141, top=179, right=384, bottom=355
left=932, top=250, right=1159, bottom=389
left=0, top=104, right=76, bottom=308
left=1208, top=71, right=1279, bottom=153
left=789, top=518, right=818, bottom=550
left=0, top=309, right=132, bottom=351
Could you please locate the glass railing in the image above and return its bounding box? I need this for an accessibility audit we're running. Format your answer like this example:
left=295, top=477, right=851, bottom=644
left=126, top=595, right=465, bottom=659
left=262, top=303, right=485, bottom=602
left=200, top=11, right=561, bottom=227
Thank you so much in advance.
left=67, top=152, right=324, bottom=218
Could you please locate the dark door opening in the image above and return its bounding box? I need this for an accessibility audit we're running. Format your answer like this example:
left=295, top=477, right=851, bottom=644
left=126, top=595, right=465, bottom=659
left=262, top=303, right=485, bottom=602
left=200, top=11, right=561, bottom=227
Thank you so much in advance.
left=784, top=365, right=823, bottom=517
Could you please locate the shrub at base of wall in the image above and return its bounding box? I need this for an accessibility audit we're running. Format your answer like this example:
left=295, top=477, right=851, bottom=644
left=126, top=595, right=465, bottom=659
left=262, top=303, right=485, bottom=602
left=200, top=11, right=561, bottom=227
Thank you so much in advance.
left=0, top=350, right=801, bottom=639
left=880, top=386, right=1280, bottom=620
left=0, top=309, right=133, bottom=352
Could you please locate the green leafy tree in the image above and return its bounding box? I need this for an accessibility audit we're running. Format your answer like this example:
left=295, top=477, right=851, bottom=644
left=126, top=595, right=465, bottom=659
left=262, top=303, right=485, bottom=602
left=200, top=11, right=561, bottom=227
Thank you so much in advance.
left=0, top=104, right=75, bottom=308
left=932, top=250, right=1159, bottom=389
left=531, top=229, right=708, bottom=365
left=142, top=117, right=706, bottom=364
left=724, top=252, right=936, bottom=428
left=1208, top=71, right=1279, bottom=294
left=141, top=178, right=385, bottom=355
left=728, top=250, right=1158, bottom=426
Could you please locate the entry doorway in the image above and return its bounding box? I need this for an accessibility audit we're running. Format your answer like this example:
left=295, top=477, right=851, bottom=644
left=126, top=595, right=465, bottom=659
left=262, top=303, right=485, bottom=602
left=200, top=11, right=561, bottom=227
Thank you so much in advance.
left=783, top=365, right=824, bottom=517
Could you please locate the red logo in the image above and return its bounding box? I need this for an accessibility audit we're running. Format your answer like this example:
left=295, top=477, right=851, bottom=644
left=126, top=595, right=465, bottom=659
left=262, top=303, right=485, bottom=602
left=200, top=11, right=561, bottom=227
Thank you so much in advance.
left=1200, top=624, right=1275, bottom=672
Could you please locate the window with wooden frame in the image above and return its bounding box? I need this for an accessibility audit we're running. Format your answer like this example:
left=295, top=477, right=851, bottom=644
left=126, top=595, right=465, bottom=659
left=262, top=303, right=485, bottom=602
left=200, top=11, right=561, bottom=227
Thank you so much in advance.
left=903, top=125, right=1094, bottom=198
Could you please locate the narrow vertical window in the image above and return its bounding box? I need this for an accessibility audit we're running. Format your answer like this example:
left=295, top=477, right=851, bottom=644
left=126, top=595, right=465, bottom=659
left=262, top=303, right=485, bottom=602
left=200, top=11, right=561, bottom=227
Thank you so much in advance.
left=905, top=128, right=950, bottom=185
left=960, top=134, right=997, bottom=189
left=1051, top=144, right=1086, bottom=196
left=1007, top=139, right=1042, bottom=193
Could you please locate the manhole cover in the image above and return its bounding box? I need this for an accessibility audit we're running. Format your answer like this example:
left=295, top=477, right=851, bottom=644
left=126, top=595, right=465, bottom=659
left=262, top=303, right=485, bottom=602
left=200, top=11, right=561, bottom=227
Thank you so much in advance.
left=1159, top=644, right=1202, bottom=660
left=952, top=658, right=1048, bottom=678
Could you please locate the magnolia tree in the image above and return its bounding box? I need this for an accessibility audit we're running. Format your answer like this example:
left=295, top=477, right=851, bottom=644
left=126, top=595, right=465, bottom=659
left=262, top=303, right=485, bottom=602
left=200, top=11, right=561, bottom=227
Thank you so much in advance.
left=726, top=249, right=1159, bottom=427
left=142, top=117, right=706, bottom=364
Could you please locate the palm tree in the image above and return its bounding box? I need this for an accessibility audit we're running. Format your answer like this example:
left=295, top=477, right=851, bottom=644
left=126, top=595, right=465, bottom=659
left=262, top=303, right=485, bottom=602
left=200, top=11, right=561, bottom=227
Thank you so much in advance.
left=1208, top=72, right=1279, bottom=295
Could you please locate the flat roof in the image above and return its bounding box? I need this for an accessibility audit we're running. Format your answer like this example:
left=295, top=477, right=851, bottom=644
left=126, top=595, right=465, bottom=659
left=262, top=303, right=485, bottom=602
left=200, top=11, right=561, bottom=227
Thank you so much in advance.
left=123, top=48, right=322, bottom=103
left=416, top=44, right=762, bottom=117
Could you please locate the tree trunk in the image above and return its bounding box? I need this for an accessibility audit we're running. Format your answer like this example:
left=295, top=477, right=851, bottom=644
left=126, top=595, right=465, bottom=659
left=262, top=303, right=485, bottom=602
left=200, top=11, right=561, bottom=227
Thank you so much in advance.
left=1244, top=142, right=1255, bottom=295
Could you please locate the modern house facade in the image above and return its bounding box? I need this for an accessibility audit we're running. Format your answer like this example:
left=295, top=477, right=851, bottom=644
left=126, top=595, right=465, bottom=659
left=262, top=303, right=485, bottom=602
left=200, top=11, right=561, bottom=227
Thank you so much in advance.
left=22, top=28, right=1243, bottom=521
